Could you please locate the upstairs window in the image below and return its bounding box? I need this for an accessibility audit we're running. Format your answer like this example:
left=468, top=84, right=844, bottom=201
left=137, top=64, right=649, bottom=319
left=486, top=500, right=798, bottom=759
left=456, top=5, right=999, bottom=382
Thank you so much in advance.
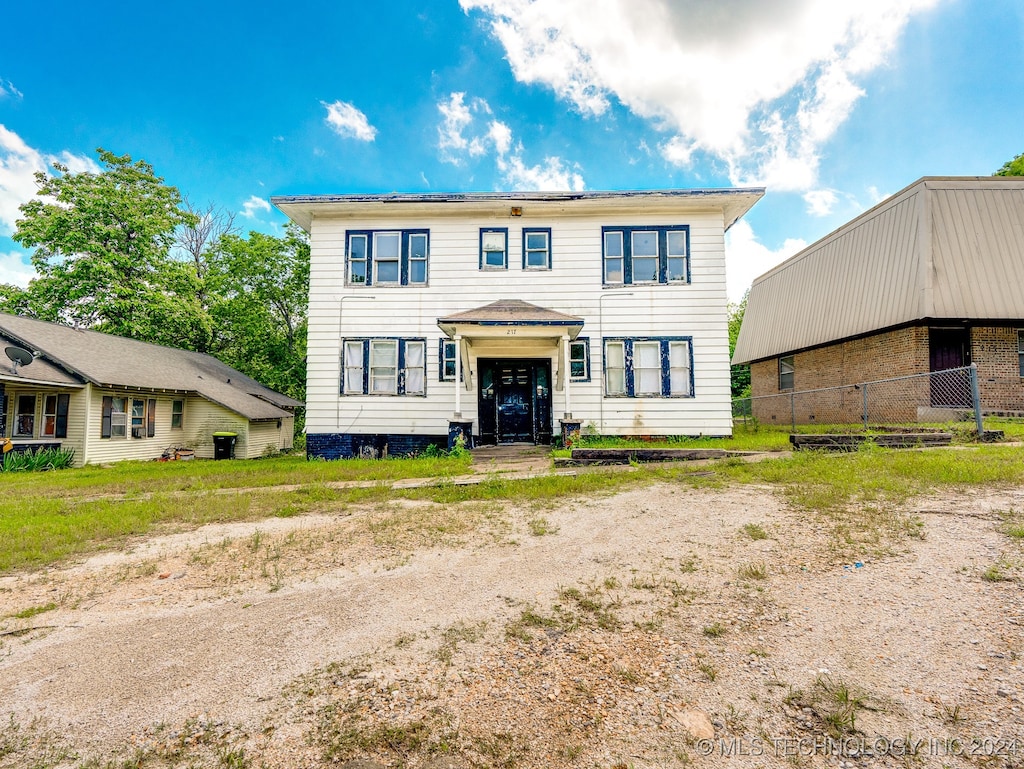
left=341, top=338, right=428, bottom=396
left=346, top=230, right=429, bottom=286
left=603, top=338, right=694, bottom=397
left=602, top=225, right=689, bottom=285
left=523, top=228, right=551, bottom=269
left=779, top=355, right=795, bottom=390
left=480, top=228, right=508, bottom=269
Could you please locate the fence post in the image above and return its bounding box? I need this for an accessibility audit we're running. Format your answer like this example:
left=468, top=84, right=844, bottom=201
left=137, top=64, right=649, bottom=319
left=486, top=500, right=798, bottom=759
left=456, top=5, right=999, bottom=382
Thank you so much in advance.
left=970, top=364, right=984, bottom=439
left=862, top=384, right=868, bottom=431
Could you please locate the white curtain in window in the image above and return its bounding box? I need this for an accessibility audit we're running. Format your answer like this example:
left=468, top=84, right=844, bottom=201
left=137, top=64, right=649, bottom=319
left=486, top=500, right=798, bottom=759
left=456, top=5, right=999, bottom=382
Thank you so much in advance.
left=635, top=341, right=661, bottom=395
left=370, top=340, right=398, bottom=393
left=404, top=341, right=425, bottom=394
left=605, top=341, right=625, bottom=395
left=670, top=341, right=691, bottom=395
left=344, top=341, right=364, bottom=393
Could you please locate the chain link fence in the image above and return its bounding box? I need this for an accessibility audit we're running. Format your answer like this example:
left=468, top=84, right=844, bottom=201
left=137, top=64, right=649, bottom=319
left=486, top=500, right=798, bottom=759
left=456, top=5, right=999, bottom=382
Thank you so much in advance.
left=732, top=365, right=984, bottom=434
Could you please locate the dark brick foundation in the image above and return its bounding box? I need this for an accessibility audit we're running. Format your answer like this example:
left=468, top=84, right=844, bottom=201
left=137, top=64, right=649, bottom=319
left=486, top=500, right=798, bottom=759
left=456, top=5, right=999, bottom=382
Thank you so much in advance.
left=306, top=433, right=449, bottom=460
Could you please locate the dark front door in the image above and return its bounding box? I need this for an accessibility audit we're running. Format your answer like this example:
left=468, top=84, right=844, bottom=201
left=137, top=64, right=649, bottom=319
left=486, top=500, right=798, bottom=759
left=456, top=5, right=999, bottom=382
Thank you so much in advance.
left=477, top=359, right=553, bottom=444
left=929, top=327, right=971, bottom=407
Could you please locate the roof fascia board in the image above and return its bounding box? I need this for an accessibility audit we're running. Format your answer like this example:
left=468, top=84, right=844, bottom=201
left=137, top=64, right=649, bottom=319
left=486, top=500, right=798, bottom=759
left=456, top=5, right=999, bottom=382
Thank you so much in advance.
left=273, top=188, right=764, bottom=232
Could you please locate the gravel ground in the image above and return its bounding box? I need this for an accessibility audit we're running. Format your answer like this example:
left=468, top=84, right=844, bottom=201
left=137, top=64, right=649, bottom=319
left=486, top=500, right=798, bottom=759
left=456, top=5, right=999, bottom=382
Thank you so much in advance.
left=1, top=477, right=1022, bottom=768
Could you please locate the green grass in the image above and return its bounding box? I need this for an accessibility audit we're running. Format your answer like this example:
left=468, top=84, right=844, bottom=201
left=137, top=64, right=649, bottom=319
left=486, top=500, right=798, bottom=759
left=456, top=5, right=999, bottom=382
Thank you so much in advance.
left=5, top=439, right=1024, bottom=575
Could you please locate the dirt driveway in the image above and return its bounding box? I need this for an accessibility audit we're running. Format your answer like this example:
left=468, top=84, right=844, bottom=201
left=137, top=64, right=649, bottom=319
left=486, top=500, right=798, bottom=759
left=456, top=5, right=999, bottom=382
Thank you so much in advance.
left=1, top=477, right=1022, bottom=768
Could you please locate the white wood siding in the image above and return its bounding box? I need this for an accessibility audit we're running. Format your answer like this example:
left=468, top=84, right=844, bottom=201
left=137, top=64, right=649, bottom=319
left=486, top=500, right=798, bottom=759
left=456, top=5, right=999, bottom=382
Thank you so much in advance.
left=308, top=206, right=733, bottom=437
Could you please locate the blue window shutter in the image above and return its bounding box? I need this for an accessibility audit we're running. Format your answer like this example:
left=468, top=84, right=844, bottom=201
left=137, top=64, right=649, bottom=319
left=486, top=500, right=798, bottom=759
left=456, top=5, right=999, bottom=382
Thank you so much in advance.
left=623, top=340, right=635, bottom=397
left=400, top=232, right=409, bottom=286
left=365, top=237, right=374, bottom=286
left=362, top=340, right=370, bottom=394
left=397, top=339, right=406, bottom=394
left=660, top=340, right=672, bottom=396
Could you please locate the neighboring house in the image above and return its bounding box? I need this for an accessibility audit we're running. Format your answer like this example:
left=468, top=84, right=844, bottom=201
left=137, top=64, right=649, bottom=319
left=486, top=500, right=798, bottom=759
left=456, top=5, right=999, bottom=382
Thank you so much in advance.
left=732, top=176, right=1024, bottom=422
left=272, top=188, right=763, bottom=459
left=0, top=313, right=301, bottom=465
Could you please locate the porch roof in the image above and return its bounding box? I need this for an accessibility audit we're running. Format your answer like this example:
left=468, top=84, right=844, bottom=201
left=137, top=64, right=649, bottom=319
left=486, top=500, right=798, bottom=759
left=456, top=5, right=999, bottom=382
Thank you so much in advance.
left=437, top=299, right=584, bottom=340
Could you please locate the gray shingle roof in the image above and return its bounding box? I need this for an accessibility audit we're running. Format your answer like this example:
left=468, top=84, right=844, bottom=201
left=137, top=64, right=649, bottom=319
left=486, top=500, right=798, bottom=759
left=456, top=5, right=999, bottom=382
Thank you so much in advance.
left=0, top=314, right=302, bottom=420
left=438, top=299, right=583, bottom=325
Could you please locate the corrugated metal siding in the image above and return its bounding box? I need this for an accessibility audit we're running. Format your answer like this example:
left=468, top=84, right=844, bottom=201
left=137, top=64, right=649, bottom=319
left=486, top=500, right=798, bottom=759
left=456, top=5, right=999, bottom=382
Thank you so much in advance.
left=930, top=186, right=1024, bottom=319
left=734, top=191, right=923, bottom=364
left=307, top=207, right=737, bottom=437
left=734, top=178, right=1024, bottom=365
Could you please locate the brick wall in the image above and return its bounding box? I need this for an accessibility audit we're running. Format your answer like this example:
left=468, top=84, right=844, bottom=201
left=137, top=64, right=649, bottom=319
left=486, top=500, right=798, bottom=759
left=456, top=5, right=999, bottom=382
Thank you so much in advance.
left=972, top=326, right=1024, bottom=412
left=306, top=432, right=446, bottom=460
left=749, top=325, right=1024, bottom=424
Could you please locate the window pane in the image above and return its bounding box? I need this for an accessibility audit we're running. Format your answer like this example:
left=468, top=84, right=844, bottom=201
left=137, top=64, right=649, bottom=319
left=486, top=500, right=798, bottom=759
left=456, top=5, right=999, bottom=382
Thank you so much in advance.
left=667, top=231, right=686, bottom=255
left=527, top=249, right=547, bottom=267
left=344, top=341, right=364, bottom=393
left=375, top=232, right=400, bottom=258
left=670, top=342, right=691, bottom=395
left=605, top=342, right=625, bottom=395
left=482, top=231, right=505, bottom=252
left=409, top=234, right=427, bottom=259
left=406, top=341, right=426, bottom=394
left=409, top=260, right=426, bottom=284
left=350, top=235, right=367, bottom=260
left=605, top=257, right=623, bottom=283
left=370, top=340, right=398, bottom=394
left=634, top=342, right=661, bottom=395
left=350, top=262, right=366, bottom=283
left=345, top=368, right=364, bottom=392
left=376, top=260, right=399, bottom=283
left=371, top=376, right=396, bottom=394
left=526, top=232, right=547, bottom=250
left=667, top=257, right=686, bottom=281
left=405, top=341, right=424, bottom=367
left=570, top=341, right=587, bottom=379
left=349, top=235, right=367, bottom=284
left=632, top=231, right=657, bottom=256
left=484, top=250, right=505, bottom=267
left=604, top=231, right=623, bottom=257
left=633, top=256, right=658, bottom=282
left=371, top=341, right=397, bottom=366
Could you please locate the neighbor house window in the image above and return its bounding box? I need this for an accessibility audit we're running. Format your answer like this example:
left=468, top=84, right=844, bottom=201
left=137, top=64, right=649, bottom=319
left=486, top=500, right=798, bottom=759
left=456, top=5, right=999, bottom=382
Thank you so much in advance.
left=103, top=396, right=128, bottom=439
left=522, top=228, right=551, bottom=269
left=341, top=338, right=428, bottom=396
left=346, top=229, right=429, bottom=286
left=603, top=337, right=694, bottom=397
left=480, top=228, right=508, bottom=269
left=171, top=399, right=184, bottom=429
left=569, top=338, right=590, bottom=382
left=779, top=355, right=795, bottom=390
left=42, top=395, right=58, bottom=437
left=440, top=339, right=458, bottom=381
left=130, top=399, right=155, bottom=438
left=601, top=225, right=689, bottom=285
left=14, top=394, right=35, bottom=437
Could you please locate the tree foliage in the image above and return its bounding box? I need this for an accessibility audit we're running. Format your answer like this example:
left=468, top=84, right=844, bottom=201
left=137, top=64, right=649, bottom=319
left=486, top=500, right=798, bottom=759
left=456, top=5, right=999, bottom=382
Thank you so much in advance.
left=994, top=153, right=1024, bottom=177
left=6, top=148, right=309, bottom=407
left=728, top=291, right=750, bottom=399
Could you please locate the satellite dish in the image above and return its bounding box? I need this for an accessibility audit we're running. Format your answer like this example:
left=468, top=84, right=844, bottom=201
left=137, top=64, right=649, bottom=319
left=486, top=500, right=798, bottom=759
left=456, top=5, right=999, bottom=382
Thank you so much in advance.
left=5, top=345, right=35, bottom=373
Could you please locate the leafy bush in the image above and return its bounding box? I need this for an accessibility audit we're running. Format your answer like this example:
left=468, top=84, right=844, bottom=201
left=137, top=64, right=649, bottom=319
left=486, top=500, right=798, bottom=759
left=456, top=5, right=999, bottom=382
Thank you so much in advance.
left=1, top=447, right=76, bottom=472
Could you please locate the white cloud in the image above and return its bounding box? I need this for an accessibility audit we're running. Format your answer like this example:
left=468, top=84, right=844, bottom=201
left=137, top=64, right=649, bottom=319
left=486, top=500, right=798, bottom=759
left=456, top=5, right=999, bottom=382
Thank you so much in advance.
left=803, top=188, right=838, bottom=216
left=322, top=100, right=377, bottom=141
left=497, top=154, right=585, bottom=191
left=461, top=0, right=938, bottom=192
left=0, top=124, right=99, bottom=236
left=724, top=219, right=806, bottom=304
left=436, top=92, right=585, bottom=191
left=240, top=195, right=271, bottom=219
left=0, top=250, right=35, bottom=287
left=0, top=79, right=23, bottom=100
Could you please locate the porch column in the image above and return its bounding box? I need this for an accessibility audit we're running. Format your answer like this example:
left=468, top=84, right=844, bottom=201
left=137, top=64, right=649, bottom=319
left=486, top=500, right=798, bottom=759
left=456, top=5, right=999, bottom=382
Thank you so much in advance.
left=454, top=333, right=463, bottom=417
left=562, top=333, right=572, bottom=419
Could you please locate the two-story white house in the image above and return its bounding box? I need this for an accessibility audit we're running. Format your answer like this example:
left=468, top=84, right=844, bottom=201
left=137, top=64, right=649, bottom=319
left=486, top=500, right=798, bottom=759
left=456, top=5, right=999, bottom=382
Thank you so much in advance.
left=273, top=189, right=763, bottom=459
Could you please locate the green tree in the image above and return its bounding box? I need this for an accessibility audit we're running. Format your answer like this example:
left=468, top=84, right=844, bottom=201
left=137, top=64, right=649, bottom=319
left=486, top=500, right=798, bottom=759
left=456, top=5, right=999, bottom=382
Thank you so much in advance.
left=728, top=291, right=750, bottom=399
left=995, top=153, right=1024, bottom=176
left=206, top=225, right=310, bottom=401
left=12, top=149, right=208, bottom=348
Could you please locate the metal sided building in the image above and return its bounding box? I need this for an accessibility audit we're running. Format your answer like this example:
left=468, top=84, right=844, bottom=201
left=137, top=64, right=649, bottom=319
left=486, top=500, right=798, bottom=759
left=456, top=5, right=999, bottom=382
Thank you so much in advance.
left=274, top=188, right=763, bottom=459
left=733, top=176, right=1024, bottom=422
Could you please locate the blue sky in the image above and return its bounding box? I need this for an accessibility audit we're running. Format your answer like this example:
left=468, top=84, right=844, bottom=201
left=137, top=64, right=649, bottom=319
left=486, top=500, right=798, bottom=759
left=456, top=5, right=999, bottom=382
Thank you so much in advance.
left=1, top=0, right=1022, bottom=302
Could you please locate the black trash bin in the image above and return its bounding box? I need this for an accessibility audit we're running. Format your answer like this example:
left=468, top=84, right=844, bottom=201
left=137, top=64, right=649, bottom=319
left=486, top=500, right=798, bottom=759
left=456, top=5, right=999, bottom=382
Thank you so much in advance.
left=212, top=431, right=237, bottom=460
